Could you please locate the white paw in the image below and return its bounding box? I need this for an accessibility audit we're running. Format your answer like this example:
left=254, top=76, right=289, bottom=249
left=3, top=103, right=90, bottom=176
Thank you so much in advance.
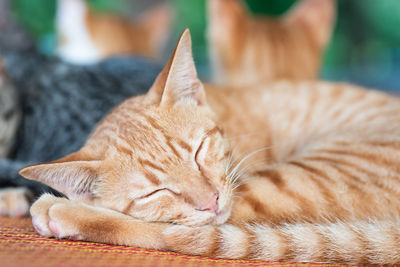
left=30, top=194, right=89, bottom=240
left=0, top=187, right=32, bottom=217
left=30, top=193, right=77, bottom=238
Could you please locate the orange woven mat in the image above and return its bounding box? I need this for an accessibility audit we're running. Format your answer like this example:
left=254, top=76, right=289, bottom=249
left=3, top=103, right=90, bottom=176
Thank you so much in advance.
left=0, top=217, right=347, bottom=267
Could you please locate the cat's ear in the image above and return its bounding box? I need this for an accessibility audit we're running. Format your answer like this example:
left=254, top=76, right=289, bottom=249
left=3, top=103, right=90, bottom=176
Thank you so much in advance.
left=147, top=29, right=206, bottom=106
left=19, top=151, right=101, bottom=200
left=140, top=4, right=173, bottom=56
left=286, top=0, right=336, bottom=47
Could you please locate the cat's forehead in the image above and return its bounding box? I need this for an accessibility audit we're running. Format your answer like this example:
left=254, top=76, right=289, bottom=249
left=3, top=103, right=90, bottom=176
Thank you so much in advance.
left=86, top=93, right=221, bottom=167
left=144, top=103, right=217, bottom=134
left=91, top=106, right=213, bottom=156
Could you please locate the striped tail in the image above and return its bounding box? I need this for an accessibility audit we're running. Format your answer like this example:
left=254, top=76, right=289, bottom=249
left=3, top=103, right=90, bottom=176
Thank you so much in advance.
left=245, top=220, right=400, bottom=264
left=164, top=220, right=400, bottom=265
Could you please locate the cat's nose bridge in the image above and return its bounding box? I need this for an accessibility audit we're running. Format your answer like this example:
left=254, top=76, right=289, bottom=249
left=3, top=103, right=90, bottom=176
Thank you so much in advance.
left=179, top=179, right=219, bottom=214
left=174, top=165, right=219, bottom=213
left=196, top=192, right=219, bottom=214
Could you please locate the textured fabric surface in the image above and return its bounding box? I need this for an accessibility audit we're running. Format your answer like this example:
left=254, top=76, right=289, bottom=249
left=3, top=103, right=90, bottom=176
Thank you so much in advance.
left=0, top=217, right=348, bottom=267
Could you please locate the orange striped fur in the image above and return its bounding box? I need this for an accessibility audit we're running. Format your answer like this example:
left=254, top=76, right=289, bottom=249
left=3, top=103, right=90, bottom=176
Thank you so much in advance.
left=56, top=0, right=172, bottom=64
left=207, top=0, right=336, bottom=86
left=22, top=30, right=400, bottom=264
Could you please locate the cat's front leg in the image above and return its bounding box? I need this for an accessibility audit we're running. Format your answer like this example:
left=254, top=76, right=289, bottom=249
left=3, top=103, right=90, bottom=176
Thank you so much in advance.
left=30, top=194, right=218, bottom=255
left=30, top=194, right=71, bottom=237
left=30, top=194, right=170, bottom=249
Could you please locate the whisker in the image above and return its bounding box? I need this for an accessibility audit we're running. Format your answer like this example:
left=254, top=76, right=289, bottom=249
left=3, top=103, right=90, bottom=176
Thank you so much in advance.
left=228, top=143, right=276, bottom=176
left=231, top=160, right=267, bottom=182
left=227, top=149, right=250, bottom=175
left=225, top=149, right=234, bottom=174
left=232, top=195, right=242, bottom=200
left=228, top=147, right=271, bottom=182
left=232, top=182, right=245, bottom=191
left=225, top=144, right=242, bottom=174
left=229, top=171, right=254, bottom=193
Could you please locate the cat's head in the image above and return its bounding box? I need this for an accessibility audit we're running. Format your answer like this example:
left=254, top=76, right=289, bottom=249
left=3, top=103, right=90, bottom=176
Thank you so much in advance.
left=20, top=30, right=234, bottom=227
left=56, top=0, right=172, bottom=64
left=207, top=0, right=336, bottom=85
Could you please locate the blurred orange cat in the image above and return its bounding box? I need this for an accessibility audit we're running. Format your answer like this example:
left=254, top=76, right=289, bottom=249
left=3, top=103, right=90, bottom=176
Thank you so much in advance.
left=207, top=0, right=336, bottom=86
left=56, top=0, right=172, bottom=64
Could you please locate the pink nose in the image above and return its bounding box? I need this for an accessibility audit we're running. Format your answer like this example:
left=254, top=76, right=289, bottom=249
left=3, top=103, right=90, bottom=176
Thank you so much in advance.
left=198, top=193, right=219, bottom=214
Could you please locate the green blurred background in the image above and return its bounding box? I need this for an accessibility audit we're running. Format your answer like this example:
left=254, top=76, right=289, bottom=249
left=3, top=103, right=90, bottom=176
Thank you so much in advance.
left=10, top=0, right=400, bottom=91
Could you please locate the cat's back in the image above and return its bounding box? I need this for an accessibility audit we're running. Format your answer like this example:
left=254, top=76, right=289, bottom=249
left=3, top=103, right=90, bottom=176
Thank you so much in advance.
left=261, top=81, right=400, bottom=155
left=258, top=80, right=400, bottom=112
left=207, top=80, right=400, bottom=135
left=208, top=78, right=398, bottom=102
left=228, top=80, right=400, bottom=110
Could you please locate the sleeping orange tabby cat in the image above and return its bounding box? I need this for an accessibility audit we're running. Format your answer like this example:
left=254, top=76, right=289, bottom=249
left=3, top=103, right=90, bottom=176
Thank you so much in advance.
left=21, top=30, right=400, bottom=264
left=208, top=0, right=336, bottom=86
left=56, top=0, right=172, bottom=64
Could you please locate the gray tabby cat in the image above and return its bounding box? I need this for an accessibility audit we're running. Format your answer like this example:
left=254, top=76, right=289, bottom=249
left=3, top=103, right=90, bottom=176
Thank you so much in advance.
left=0, top=48, right=161, bottom=216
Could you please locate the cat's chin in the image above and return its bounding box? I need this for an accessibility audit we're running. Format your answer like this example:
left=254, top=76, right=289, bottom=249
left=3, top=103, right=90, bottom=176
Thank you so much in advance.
left=182, top=212, right=230, bottom=227
left=214, top=210, right=230, bottom=225
left=193, top=209, right=232, bottom=226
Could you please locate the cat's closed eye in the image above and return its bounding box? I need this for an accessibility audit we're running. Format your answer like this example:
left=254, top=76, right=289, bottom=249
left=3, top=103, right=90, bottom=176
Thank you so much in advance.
left=136, top=188, right=178, bottom=201
left=194, top=138, right=208, bottom=171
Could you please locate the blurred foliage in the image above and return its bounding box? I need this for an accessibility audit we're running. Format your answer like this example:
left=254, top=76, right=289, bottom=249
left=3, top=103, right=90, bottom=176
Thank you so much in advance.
left=359, top=0, right=400, bottom=43
left=87, top=0, right=129, bottom=13
left=12, top=0, right=56, bottom=37
left=12, top=0, right=56, bottom=55
left=10, top=0, right=400, bottom=90
left=245, top=0, right=296, bottom=14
